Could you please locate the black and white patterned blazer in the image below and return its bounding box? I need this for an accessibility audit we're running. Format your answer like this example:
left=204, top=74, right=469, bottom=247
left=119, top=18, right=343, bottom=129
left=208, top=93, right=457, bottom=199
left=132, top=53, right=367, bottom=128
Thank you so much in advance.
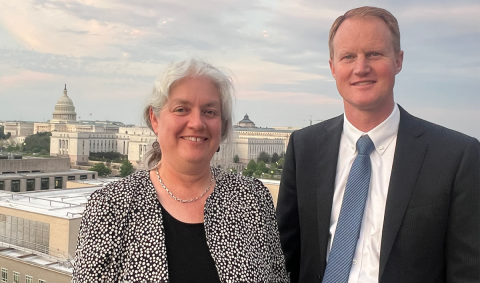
left=73, top=168, right=289, bottom=282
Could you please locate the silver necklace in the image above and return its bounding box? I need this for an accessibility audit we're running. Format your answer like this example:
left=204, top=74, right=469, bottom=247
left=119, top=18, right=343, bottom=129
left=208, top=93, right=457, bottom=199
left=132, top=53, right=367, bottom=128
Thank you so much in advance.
left=155, top=167, right=214, bottom=203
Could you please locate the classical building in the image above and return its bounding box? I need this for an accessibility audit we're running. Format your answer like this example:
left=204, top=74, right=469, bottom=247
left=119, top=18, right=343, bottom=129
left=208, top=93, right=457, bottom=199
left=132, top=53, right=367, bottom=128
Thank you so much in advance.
left=5, top=86, right=299, bottom=170
left=43, top=87, right=298, bottom=169
left=211, top=114, right=298, bottom=170
left=51, top=85, right=77, bottom=123
left=237, top=113, right=256, bottom=128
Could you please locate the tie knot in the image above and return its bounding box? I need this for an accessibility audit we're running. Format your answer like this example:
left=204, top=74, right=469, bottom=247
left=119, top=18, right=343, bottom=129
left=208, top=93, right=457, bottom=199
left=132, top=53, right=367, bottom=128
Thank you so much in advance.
left=356, top=135, right=375, bottom=155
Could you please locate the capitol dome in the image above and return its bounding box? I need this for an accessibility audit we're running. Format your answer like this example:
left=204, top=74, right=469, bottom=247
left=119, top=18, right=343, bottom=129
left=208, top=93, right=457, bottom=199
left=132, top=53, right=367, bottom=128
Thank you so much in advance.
left=51, top=84, right=77, bottom=122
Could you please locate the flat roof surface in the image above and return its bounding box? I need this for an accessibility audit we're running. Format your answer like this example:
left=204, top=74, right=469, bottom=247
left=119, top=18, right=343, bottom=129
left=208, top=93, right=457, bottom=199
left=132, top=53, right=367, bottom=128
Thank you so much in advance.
left=0, top=243, right=73, bottom=274
left=0, top=176, right=122, bottom=219
left=0, top=169, right=94, bottom=179
left=0, top=187, right=99, bottom=219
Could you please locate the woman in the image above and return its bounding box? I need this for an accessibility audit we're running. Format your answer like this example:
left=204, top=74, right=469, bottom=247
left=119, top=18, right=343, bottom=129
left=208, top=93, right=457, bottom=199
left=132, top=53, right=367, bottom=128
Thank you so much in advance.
left=73, top=58, right=289, bottom=282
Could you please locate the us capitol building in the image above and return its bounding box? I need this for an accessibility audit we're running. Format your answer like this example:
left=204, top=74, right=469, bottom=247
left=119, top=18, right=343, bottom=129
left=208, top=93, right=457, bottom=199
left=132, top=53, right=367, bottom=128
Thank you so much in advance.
left=4, top=86, right=299, bottom=170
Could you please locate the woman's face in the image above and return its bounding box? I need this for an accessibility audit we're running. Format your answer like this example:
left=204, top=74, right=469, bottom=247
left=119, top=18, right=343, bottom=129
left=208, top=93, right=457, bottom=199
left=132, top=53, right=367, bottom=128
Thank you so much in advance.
left=151, top=76, right=222, bottom=168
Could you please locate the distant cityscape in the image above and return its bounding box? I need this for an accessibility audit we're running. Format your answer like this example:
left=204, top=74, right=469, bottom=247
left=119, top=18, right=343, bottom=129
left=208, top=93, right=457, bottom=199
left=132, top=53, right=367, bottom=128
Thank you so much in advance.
left=0, top=86, right=301, bottom=282
left=1, top=85, right=303, bottom=171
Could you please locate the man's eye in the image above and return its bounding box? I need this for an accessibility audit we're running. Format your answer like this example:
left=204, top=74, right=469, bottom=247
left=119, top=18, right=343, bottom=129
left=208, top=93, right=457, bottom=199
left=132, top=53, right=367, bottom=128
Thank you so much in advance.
left=371, top=52, right=380, bottom=57
left=344, top=55, right=353, bottom=59
left=174, top=108, right=186, bottom=113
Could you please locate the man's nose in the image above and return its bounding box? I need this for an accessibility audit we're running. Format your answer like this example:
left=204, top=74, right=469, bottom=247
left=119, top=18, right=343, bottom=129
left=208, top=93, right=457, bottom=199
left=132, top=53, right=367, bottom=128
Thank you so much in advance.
left=353, top=56, right=370, bottom=76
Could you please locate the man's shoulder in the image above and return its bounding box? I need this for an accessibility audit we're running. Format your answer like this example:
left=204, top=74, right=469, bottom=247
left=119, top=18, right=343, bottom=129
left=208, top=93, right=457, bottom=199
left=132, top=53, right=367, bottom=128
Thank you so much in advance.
left=401, top=109, right=478, bottom=146
left=292, top=114, right=343, bottom=138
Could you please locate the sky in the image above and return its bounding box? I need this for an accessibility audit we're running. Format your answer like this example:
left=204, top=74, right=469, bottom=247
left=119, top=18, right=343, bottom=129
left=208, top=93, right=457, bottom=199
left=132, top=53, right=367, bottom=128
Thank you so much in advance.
left=0, top=0, right=479, bottom=139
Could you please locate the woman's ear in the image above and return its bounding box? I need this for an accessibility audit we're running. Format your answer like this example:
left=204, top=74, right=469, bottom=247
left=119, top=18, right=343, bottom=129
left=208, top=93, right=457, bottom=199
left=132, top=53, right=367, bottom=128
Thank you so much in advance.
left=149, top=107, right=159, bottom=133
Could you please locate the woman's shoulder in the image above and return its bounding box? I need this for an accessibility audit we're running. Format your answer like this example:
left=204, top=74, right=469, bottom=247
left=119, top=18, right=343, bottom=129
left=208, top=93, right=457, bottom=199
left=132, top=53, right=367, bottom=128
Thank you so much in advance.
left=88, top=170, right=151, bottom=206
left=213, top=168, right=272, bottom=201
left=214, top=167, right=263, bottom=187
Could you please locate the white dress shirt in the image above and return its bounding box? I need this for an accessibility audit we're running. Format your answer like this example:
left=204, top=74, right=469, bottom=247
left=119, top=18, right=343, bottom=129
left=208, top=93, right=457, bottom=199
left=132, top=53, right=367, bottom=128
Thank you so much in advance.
left=327, top=104, right=400, bottom=283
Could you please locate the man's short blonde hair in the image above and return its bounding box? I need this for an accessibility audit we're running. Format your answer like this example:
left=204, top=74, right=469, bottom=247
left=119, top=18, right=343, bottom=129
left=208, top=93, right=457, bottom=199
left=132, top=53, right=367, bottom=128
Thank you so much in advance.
left=329, top=6, right=401, bottom=58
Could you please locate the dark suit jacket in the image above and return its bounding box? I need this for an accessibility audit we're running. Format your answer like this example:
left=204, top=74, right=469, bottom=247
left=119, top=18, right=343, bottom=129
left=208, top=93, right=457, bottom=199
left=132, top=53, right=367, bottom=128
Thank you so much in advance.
left=276, top=106, right=480, bottom=283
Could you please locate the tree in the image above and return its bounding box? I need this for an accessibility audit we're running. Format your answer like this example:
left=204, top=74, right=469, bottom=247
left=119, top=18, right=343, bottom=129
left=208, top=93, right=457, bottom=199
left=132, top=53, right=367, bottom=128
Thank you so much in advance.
left=257, top=161, right=268, bottom=173
left=120, top=160, right=135, bottom=177
left=257, top=151, right=271, bottom=163
left=89, top=151, right=127, bottom=162
left=242, top=159, right=257, bottom=177
left=24, top=132, right=51, bottom=153
left=6, top=140, right=20, bottom=152
left=233, top=154, right=240, bottom=163
left=247, top=159, right=257, bottom=171
left=271, top=152, right=280, bottom=164
left=88, top=163, right=112, bottom=177
left=277, top=158, right=285, bottom=169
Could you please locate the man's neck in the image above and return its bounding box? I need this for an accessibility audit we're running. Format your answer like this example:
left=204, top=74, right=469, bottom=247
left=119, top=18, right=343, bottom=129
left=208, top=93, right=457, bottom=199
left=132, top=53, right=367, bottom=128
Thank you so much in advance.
left=344, top=102, right=395, bottom=132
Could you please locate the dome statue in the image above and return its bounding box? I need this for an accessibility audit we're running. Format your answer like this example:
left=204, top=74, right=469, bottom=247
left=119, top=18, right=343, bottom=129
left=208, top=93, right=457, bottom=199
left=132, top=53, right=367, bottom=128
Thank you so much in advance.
left=51, top=84, right=77, bottom=123
left=238, top=113, right=256, bottom=128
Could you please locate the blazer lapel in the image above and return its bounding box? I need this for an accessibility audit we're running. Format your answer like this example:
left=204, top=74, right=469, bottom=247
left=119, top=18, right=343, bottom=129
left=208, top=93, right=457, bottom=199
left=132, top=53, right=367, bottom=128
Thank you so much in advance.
left=316, top=115, right=343, bottom=274
left=379, top=106, right=428, bottom=279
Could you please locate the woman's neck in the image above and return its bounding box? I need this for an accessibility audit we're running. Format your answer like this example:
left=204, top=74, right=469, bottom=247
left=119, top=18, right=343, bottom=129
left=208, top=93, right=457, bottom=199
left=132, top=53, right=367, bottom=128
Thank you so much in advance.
left=156, top=160, right=212, bottom=192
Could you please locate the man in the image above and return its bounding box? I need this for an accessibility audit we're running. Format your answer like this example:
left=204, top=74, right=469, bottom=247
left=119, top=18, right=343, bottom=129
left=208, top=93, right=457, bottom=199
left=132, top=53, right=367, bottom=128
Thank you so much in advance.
left=276, top=6, right=479, bottom=283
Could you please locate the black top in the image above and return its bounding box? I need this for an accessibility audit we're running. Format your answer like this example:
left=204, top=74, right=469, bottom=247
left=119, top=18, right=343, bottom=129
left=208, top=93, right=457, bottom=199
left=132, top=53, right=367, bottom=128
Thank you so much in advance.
left=160, top=203, right=221, bottom=283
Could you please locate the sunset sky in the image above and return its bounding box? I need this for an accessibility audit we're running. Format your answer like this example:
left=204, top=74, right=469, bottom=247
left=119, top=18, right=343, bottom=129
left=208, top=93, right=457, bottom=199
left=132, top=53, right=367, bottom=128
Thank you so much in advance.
left=1, top=0, right=479, bottom=138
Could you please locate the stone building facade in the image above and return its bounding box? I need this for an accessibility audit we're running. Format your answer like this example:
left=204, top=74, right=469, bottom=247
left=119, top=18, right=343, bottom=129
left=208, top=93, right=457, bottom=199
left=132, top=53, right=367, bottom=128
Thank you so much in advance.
left=12, top=86, right=300, bottom=169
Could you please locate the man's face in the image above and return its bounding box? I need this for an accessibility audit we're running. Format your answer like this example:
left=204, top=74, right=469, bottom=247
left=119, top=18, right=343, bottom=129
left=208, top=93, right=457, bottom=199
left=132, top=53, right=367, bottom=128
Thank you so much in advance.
left=329, top=17, right=403, bottom=115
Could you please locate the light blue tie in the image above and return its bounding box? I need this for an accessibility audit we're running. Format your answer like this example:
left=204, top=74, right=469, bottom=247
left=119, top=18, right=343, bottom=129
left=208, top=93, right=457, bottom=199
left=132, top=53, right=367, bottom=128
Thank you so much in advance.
left=322, top=135, right=375, bottom=283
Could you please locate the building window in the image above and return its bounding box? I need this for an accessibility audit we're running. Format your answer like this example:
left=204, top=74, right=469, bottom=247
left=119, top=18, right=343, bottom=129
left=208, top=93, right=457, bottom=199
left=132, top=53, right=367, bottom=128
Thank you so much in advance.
left=11, top=180, right=20, bottom=192
left=25, top=275, right=32, bottom=283
left=80, top=175, right=87, bottom=180
left=92, top=174, right=95, bottom=179
left=41, top=178, right=49, bottom=190
left=68, top=176, right=75, bottom=180
left=54, top=177, right=63, bottom=189
left=0, top=181, right=4, bottom=190
left=1, top=268, right=7, bottom=282
left=38, top=280, right=46, bottom=283
left=26, top=179, right=35, bottom=191
left=13, top=272, right=19, bottom=283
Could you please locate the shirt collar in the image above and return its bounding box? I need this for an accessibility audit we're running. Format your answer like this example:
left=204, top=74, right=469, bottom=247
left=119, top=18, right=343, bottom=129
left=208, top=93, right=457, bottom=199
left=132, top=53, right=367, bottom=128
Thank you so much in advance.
left=343, top=104, right=400, bottom=156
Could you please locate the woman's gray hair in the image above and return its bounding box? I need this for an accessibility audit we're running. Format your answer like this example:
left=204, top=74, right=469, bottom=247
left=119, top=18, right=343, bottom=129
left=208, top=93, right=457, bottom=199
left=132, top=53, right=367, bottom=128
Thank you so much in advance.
left=142, top=58, right=235, bottom=168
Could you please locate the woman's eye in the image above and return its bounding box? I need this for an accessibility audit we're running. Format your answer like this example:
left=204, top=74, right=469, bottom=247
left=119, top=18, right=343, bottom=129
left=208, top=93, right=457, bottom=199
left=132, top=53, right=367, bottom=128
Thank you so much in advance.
left=203, top=110, right=217, bottom=116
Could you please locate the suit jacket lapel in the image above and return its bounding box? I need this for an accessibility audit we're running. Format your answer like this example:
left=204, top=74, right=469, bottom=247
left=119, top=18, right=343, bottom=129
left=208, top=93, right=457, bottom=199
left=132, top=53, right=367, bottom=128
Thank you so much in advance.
left=316, top=115, right=344, bottom=274
left=379, top=106, right=428, bottom=279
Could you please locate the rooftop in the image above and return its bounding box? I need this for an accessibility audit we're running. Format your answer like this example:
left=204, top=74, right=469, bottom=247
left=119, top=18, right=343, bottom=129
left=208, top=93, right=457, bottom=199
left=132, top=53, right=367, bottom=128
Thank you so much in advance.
left=0, top=243, right=73, bottom=274
left=0, top=176, right=122, bottom=219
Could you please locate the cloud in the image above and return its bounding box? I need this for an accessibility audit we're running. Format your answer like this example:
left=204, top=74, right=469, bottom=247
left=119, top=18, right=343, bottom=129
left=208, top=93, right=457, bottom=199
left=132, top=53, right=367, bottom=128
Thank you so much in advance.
left=0, top=70, right=56, bottom=88
left=239, top=89, right=342, bottom=105
left=60, top=29, right=90, bottom=34
left=0, top=0, right=478, bottom=139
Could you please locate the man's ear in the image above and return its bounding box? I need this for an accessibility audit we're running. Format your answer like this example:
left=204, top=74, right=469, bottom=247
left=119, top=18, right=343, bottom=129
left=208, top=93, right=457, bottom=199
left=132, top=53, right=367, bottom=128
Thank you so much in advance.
left=329, top=58, right=336, bottom=79
left=395, top=50, right=404, bottom=75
